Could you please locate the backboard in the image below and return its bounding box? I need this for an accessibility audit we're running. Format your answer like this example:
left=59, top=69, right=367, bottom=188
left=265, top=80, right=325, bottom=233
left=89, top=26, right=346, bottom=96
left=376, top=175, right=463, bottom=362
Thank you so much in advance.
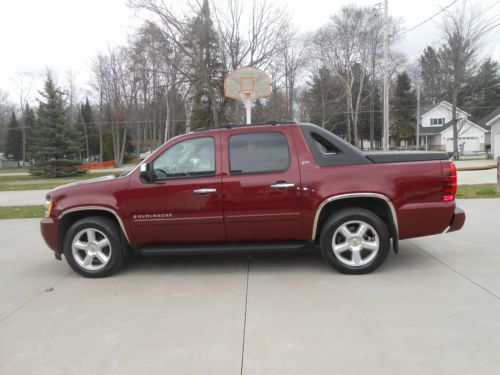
left=224, top=66, right=271, bottom=100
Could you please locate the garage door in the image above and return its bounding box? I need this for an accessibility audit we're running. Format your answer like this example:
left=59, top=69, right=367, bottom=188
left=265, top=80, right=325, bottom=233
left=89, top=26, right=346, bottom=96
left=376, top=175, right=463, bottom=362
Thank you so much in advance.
left=495, top=130, right=500, bottom=158
left=446, top=137, right=480, bottom=153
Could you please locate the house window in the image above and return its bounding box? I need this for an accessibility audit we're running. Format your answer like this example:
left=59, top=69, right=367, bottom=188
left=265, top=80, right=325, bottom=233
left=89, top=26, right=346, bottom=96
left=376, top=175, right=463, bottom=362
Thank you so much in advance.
left=430, top=118, right=446, bottom=126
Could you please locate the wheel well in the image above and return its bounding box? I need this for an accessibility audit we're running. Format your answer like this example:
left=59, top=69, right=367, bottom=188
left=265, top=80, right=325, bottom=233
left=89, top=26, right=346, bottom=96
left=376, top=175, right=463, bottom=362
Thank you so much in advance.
left=315, top=197, right=396, bottom=242
left=57, top=210, right=125, bottom=251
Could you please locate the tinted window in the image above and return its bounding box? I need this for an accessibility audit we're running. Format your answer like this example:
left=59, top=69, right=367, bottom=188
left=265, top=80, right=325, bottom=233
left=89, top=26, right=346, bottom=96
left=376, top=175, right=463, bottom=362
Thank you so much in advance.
left=312, top=132, right=339, bottom=154
left=153, top=137, right=215, bottom=179
left=229, top=132, right=291, bottom=174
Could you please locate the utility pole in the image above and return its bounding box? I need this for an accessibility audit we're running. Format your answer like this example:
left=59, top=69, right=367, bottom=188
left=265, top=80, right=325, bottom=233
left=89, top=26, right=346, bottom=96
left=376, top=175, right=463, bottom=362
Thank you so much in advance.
left=416, top=83, right=421, bottom=150
left=382, top=0, right=389, bottom=150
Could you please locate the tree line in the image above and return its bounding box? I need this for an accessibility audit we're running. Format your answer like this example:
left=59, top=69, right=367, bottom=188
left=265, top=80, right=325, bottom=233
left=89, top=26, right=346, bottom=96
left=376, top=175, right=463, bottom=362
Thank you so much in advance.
left=1, top=0, right=500, bottom=169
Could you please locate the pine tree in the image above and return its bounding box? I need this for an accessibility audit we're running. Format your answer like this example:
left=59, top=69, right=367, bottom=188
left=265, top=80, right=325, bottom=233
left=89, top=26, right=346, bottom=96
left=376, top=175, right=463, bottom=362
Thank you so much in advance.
left=184, top=0, right=224, bottom=129
left=390, top=72, right=417, bottom=147
left=23, top=103, right=35, bottom=162
left=306, top=67, right=344, bottom=133
left=77, top=97, right=99, bottom=160
left=5, top=112, right=22, bottom=166
left=30, top=74, right=82, bottom=176
left=468, top=59, right=500, bottom=120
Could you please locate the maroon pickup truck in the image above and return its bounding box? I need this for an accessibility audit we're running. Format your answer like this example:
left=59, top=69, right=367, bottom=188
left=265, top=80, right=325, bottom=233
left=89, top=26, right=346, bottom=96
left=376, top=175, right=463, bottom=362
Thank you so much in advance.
left=41, top=122, right=465, bottom=277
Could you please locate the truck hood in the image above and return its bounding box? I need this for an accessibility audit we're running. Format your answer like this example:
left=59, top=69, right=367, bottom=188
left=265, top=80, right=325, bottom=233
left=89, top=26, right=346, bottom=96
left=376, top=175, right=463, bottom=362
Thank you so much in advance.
left=50, top=175, right=117, bottom=194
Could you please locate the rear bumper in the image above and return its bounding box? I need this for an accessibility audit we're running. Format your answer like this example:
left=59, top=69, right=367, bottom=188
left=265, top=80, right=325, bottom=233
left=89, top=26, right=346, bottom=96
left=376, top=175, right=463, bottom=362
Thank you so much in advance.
left=40, top=218, right=59, bottom=252
left=447, top=207, right=465, bottom=233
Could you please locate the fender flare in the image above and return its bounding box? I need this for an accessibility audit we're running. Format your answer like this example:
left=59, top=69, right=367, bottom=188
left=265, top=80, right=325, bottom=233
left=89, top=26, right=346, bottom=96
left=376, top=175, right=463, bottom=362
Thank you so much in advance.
left=312, top=193, right=399, bottom=244
left=58, top=206, right=132, bottom=244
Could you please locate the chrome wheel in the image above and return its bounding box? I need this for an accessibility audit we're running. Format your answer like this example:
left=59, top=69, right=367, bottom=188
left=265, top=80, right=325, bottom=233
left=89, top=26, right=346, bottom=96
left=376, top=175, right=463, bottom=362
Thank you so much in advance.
left=71, top=228, right=112, bottom=271
left=331, top=220, right=379, bottom=267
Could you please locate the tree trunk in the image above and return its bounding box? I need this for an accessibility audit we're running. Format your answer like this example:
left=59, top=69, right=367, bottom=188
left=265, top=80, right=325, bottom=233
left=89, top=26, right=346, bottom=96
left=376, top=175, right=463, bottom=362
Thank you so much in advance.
left=452, top=90, right=459, bottom=160
left=346, top=95, right=351, bottom=143
left=79, top=111, right=90, bottom=161
left=111, top=122, right=119, bottom=164
left=321, top=78, right=326, bottom=128
left=164, top=87, right=172, bottom=143
left=117, top=127, right=127, bottom=167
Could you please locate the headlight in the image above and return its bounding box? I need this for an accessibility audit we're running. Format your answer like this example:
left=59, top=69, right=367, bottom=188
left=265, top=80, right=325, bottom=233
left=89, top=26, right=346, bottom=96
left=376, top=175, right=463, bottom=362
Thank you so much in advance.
left=44, top=199, right=53, bottom=218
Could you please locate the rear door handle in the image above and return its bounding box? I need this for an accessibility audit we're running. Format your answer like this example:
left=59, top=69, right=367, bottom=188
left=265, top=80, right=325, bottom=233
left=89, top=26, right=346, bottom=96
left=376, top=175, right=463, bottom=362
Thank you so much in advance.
left=270, top=182, right=295, bottom=189
left=193, top=188, right=217, bottom=194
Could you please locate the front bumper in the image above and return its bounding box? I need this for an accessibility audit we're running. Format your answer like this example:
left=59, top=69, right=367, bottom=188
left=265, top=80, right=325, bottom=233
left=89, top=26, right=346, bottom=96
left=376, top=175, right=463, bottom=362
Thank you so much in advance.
left=40, top=217, right=59, bottom=252
left=447, top=207, right=465, bottom=233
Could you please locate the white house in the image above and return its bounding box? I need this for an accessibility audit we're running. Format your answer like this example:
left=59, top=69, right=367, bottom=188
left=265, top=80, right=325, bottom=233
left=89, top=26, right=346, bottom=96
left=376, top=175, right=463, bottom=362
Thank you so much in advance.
left=482, top=107, right=500, bottom=159
left=418, top=101, right=489, bottom=153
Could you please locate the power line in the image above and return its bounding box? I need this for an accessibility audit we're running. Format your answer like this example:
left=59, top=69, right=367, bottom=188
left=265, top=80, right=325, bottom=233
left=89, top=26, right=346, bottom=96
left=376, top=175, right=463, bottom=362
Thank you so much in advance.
left=399, top=0, right=459, bottom=36
left=474, top=0, right=500, bottom=22
left=477, top=20, right=500, bottom=39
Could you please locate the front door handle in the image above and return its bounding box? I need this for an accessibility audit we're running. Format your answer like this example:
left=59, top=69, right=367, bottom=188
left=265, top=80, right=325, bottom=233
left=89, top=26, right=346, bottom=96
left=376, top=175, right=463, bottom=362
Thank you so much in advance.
left=270, top=182, right=295, bottom=189
left=193, top=188, right=217, bottom=194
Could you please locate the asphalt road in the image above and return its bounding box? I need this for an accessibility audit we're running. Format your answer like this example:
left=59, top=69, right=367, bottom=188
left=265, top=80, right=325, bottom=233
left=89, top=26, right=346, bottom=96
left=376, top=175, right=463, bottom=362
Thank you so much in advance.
left=1, top=199, right=500, bottom=374
left=457, top=168, right=497, bottom=185
left=0, top=189, right=51, bottom=206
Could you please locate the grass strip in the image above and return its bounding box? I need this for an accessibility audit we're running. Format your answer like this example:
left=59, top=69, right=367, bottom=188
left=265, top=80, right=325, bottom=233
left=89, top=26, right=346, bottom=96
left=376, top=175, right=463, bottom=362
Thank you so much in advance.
left=457, top=184, right=500, bottom=199
left=0, top=205, right=44, bottom=219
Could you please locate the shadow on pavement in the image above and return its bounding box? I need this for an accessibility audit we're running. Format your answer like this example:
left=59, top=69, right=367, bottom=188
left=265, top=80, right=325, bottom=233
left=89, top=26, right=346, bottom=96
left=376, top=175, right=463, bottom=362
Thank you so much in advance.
left=116, top=242, right=429, bottom=277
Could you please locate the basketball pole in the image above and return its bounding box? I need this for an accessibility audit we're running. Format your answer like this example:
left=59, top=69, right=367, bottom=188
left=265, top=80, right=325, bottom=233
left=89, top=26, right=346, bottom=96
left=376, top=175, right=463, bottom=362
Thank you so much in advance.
left=245, top=99, right=252, bottom=125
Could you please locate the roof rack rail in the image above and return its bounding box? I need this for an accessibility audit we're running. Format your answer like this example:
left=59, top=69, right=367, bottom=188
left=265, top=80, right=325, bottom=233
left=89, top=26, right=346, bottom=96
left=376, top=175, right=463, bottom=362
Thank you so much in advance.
left=193, top=121, right=298, bottom=132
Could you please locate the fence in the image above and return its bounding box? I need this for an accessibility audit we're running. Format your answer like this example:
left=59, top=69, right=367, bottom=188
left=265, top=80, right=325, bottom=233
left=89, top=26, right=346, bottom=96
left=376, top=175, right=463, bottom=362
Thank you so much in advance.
left=80, top=160, right=115, bottom=170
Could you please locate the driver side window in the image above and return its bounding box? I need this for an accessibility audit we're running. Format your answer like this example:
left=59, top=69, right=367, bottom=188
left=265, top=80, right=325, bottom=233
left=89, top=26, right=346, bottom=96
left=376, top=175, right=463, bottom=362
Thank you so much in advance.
left=153, top=137, right=215, bottom=180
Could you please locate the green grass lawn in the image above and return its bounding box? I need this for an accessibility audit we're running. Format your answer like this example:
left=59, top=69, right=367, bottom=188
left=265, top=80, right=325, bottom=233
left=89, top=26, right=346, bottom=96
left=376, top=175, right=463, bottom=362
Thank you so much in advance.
left=0, top=171, right=116, bottom=191
left=457, top=184, right=500, bottom=199
left=0, top=205, right=44, bottom=219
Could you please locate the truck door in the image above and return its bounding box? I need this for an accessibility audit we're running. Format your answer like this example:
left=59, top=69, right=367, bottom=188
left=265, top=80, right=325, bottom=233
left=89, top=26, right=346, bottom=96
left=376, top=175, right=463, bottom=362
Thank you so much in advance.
left=221, top=127, right=302, bottom=242
left=127, top=134, right=225, bottom=245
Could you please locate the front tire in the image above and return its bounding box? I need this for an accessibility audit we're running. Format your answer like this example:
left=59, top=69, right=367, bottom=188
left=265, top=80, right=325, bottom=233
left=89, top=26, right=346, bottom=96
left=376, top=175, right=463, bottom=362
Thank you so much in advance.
left=319, top=208, right=390, bottom=274
left=63, top=216, right=124, bottom=278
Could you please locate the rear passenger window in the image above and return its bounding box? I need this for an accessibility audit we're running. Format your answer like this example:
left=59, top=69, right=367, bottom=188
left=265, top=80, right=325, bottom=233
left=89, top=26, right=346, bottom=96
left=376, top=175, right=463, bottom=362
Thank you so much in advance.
left=312, top=132, right=339, bottom=154
left=229, top=132, right=291, bottom=174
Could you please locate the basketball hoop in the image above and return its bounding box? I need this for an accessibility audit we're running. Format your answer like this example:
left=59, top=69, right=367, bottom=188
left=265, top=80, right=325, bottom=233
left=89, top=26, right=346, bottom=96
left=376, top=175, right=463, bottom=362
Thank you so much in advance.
left=224, top=66, right=271, bottom=125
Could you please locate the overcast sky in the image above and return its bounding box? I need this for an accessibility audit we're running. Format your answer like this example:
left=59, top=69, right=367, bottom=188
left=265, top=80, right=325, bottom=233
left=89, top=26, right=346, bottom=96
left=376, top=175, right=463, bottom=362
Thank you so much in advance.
left=1, top=0, right=499, bottom=104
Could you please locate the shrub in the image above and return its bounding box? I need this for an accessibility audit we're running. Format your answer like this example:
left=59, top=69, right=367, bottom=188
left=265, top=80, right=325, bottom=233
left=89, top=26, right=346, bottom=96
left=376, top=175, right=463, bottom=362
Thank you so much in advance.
left=30, top=160, right=87, bottom=178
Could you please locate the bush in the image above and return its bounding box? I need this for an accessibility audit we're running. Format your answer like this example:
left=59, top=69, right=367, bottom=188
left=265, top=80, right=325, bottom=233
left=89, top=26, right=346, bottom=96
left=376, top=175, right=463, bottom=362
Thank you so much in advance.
left=30, top=160, right=88, bottom=178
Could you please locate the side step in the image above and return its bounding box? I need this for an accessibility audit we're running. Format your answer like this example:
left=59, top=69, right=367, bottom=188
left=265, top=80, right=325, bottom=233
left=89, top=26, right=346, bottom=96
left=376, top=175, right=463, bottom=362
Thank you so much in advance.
left=135, top=241, right=315, bottom=256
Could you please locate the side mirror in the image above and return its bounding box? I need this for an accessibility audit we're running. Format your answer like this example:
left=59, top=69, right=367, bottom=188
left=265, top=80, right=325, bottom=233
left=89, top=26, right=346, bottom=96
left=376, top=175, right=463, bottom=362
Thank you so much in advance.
left=139, top=163, right=153, bottom=183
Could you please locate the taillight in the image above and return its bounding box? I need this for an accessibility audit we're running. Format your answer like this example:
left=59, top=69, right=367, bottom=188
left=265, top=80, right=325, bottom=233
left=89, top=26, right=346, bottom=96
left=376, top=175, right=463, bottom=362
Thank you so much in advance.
left=441, top=161, right=457, bottom=202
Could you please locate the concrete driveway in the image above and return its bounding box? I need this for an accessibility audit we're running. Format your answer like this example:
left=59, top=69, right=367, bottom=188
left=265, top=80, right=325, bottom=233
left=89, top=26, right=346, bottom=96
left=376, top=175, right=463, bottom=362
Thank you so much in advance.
left=1, top=199, right=500, bottom=374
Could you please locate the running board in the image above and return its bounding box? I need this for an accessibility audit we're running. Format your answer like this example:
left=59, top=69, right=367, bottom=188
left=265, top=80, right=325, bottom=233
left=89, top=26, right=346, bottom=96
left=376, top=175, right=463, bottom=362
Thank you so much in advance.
left=135, top=241, right=315, bottom=256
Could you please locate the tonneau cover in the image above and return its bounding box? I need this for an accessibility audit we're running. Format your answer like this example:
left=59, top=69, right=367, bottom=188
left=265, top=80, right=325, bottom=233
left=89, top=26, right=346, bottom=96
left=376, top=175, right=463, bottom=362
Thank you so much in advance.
left=364, top=151, right=450, bottom=163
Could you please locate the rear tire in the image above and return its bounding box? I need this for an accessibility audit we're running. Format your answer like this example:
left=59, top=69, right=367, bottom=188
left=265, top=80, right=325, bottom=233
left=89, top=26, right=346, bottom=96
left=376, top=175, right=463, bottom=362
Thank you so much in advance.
left=63, top=216, right=125, bottom=278
left=319, top=208, right=390, bottom=274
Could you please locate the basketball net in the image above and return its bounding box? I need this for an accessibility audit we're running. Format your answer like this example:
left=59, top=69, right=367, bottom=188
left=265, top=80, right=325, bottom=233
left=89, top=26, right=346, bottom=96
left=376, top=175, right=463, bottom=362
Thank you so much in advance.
left=239, top=91, right=256, bottom=125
